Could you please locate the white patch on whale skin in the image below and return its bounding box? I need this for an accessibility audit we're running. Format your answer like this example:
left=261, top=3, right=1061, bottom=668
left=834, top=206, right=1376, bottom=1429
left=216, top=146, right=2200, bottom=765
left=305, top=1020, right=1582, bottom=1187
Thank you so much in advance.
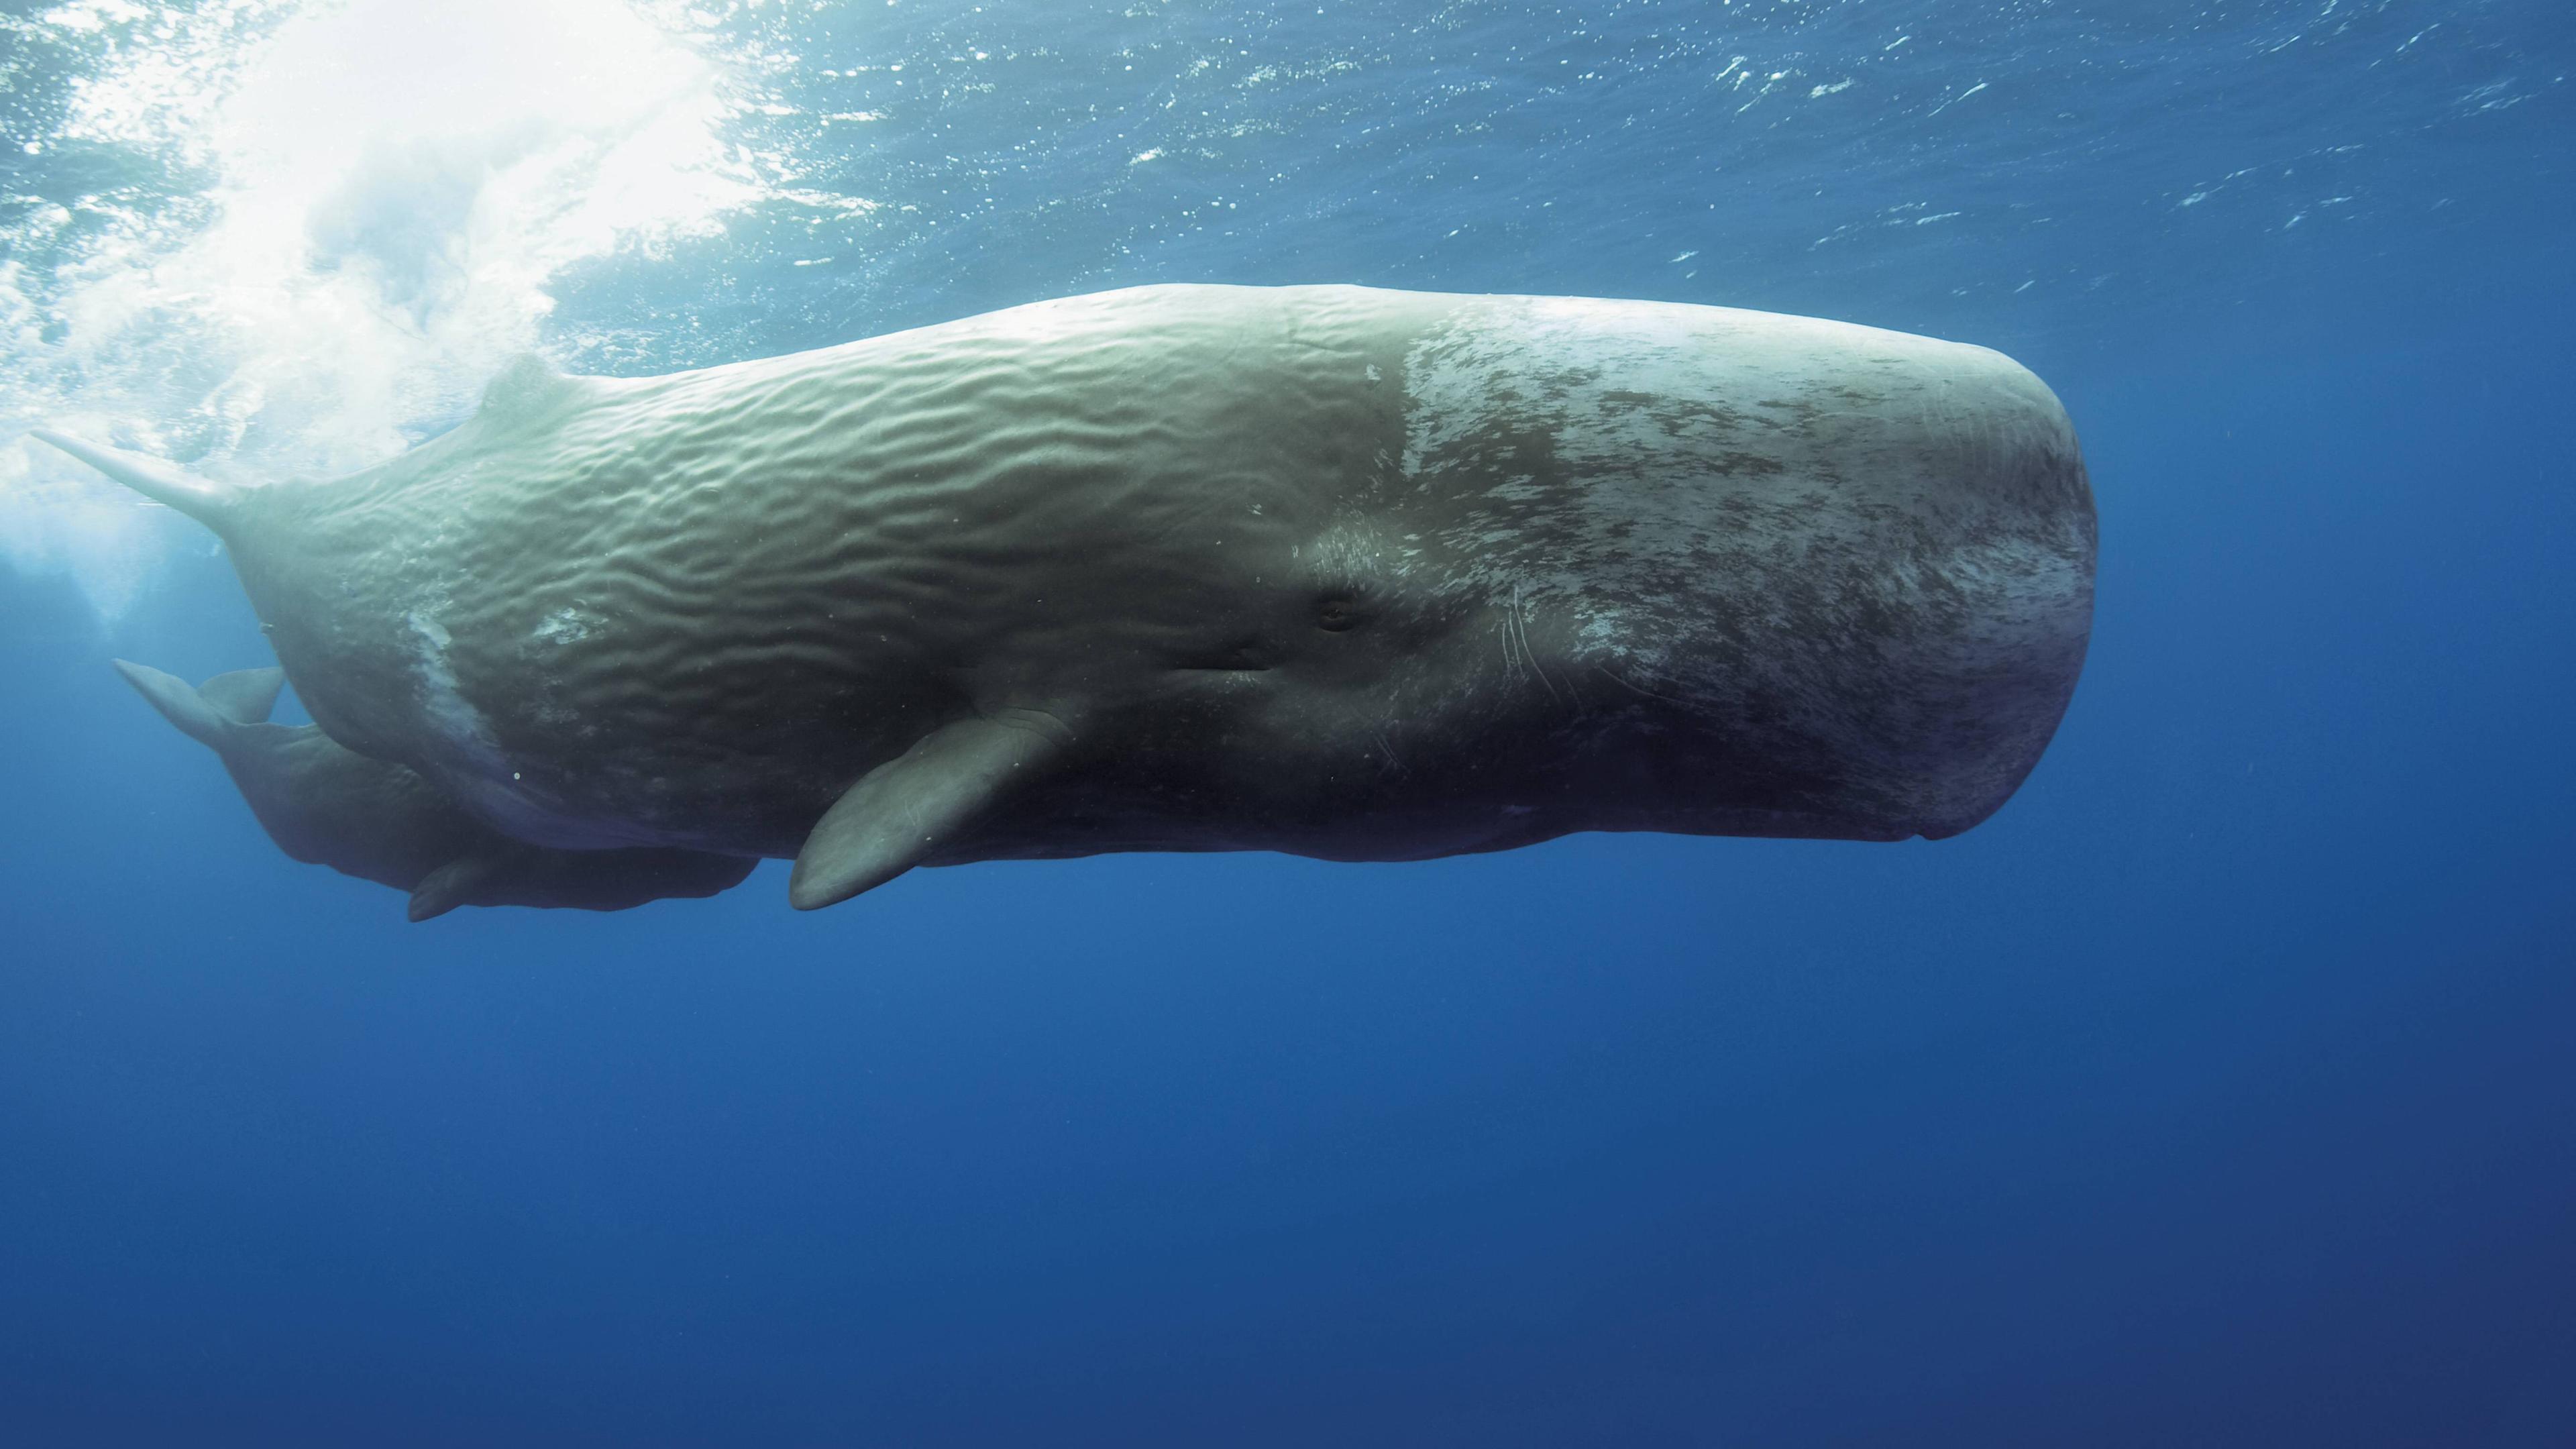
left=409, top=603, right=627, bottom=847
left=407, top=607, right=502, bottom=767
left=533, top=605, right=597, bottom=645
left=1397, top=295, right=1765, bottom=681
left=1307, top=519, right=1411, bottom=584
left=525, top=606, right=603, bottom=729
left=1399, top=296, right=1701, bottom=488
left=407, top=600, right=675, bottom=848
left=1397, top=297, right=2085, bottom=641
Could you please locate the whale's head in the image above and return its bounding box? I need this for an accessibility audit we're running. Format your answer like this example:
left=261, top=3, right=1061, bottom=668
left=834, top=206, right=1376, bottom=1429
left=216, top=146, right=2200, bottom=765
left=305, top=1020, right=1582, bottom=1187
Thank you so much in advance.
left=1132, top=299, right=2097, bottom=860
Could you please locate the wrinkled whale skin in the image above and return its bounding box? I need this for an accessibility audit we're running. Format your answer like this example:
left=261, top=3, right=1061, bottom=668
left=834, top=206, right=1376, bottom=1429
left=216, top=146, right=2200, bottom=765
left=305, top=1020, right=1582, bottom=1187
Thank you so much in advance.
left=61, top=284, right=2096, bottom=915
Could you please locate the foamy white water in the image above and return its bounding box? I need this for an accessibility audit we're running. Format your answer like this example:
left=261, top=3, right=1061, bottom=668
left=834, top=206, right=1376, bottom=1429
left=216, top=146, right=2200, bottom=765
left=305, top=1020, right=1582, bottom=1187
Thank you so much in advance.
left=2, top=0, right=769, bottom=614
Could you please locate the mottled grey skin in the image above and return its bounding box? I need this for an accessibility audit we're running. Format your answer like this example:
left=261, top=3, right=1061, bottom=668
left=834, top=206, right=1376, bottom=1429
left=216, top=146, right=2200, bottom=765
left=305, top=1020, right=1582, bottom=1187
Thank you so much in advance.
left=44, top=284, right=2094, bottom=917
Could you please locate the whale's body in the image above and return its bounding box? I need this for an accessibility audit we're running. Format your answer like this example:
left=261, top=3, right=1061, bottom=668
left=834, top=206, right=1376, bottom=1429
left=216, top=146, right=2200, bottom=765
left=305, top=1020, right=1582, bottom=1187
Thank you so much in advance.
left=49, top=284, right=2095, bottom=918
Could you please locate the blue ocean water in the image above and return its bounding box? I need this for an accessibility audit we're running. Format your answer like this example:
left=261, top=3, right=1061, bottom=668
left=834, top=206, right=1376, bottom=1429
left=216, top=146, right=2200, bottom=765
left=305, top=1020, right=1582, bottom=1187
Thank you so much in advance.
left=2, top=1, right=2571, bottom=1443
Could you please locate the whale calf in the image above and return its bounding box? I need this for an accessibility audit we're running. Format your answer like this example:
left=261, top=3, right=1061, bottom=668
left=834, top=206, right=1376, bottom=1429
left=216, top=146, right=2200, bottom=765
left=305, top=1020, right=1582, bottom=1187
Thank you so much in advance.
left=107, top=659, right=755, bottom=920
left=44, top=284, right=2095, bottom=918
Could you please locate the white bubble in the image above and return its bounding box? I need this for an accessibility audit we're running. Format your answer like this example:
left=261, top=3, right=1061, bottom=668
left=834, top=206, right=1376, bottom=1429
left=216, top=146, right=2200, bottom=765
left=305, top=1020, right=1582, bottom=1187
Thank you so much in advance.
left=6, top=0, right=767, bottom=616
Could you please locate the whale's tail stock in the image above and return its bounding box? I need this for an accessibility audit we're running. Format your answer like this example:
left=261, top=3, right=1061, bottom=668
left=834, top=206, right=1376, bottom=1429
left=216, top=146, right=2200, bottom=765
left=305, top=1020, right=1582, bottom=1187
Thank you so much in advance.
left=28, top=429, right=243, bottom=533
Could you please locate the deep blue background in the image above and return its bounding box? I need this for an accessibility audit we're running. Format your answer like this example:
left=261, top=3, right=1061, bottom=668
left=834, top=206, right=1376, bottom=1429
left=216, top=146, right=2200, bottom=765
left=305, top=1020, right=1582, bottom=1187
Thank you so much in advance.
left=4, top=1, right=2574, bottom=1444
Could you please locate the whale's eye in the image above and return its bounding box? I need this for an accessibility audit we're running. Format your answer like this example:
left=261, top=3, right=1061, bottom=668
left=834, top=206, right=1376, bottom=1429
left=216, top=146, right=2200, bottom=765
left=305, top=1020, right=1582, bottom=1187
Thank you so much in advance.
left=1316, top=596, right=1358, bottom=632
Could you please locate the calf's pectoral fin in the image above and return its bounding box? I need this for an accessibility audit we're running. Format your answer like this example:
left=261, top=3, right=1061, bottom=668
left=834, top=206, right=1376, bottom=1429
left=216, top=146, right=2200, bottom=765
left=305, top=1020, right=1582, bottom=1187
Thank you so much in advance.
left=790, top=712, right=1071, bottom=910
left=409, top=853, right=505, bottom=922
left=411, top=843, right=761, bottom=922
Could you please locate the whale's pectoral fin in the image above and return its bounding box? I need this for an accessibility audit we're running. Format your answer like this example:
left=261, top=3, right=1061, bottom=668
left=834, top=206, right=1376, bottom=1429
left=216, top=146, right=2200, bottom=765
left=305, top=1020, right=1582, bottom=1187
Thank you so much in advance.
left=112, top=659, right=286, bottom=749
left=409, top=853, right=505, bottom=922
left=790, top=712, right=1071, bottom=910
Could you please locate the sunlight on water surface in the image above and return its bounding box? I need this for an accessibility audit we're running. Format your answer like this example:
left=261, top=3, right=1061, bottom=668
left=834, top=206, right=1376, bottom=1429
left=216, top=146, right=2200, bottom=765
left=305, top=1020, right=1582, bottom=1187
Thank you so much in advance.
left=1, top=0, right=765, bottom=613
